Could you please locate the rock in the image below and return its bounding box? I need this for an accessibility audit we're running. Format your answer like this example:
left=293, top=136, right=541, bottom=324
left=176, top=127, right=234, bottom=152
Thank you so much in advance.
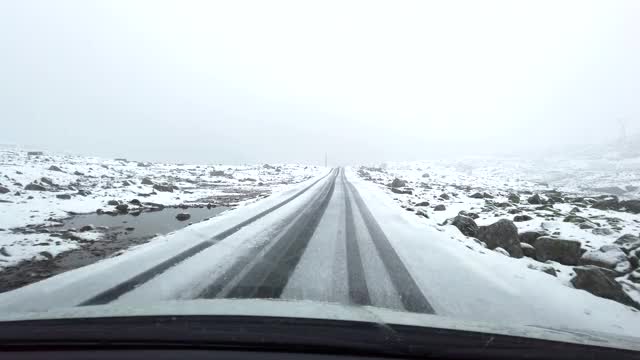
left=125, top=227, right=135, bottom=231
left=563, top=215, right=595, bottom=226
left=494, top=247, right=510, bottom=256
left=176, top=213, right=191, bottom=221
left=27, top=151, right=43, bottom=156
left=513, top=215, right=533, bottom=222
left=591, top=197, right=619, bottom=210
left=592, top=228, right=614, bottom=236
left=73, top=171, right=85, bottom=176
left=415, top=201, right=430, bottom=207
left=527, top=263, right=557, bottom=276
left=0, top=186, right=9, bottom=194
left=614, top=234, right=640, bottom=253
left=421, top=173, right=429, bottom=178
left=433, top=204, right=446, bottom=211
left=591, top=186, right=627, bottom=196
left=77, top=190, right=90, bottom=196
left=129, top=199, right=142, bottom=206
left=579, top=223, right=595, bottom=230
left=620, top=200, right=640, bottom=214
left=459, top=210, right=479, bottom=219
left=38, top=251, right=53, bottom=260
left=48, top=165, right=63, bottom=172
left=115, top=204, right=129, bottom=213
left=263, top=164, right=275, bottom=169
left=469, top=192, right=484, bottom=199
left=0, top=247, right=10, bottom=257
left=571, top=266, right=640, bottom=309
left=40, top=177, right=54, bottom=186
left=627, top=185, right=639, bottom=192
left=580, top=245, right=630, bottom=273
left=508, top=193, right=520, bottom=204
left=391, top=188, right=412, bottom=195
left=439, top=193, right=450, bottom=200
left=107, top=200, right=120, bottom=206
left=390, top=178, right=408, bottom=188
left=527, top=194, right=543, bottom=205
left=519, top=231, right=545, bottom=245
left=153, top=184, right=174, bottom=193
left=24, top=183, right=47, bottom=191
left=79, top=225, right=94, bottom=232
left=122, top=180, right=132, bottom=186
left=416, top=210, right=429, bottom=219
left=450, top=215, right=478, bottom=237
left=533, top=236, right=581, bottom=265
left=629, top=270, right=640, bottom=284
left=55, top=194, right=72, bottom=200
left=141, top=177, right=154, bottom=185
left=476, top=219, right=523, bottom=258
left=521, top=243, right=536, bottom=258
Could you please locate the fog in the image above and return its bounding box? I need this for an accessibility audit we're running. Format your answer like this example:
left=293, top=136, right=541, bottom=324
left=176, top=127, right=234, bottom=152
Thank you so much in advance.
left=1, top=0, right=639, bottom=165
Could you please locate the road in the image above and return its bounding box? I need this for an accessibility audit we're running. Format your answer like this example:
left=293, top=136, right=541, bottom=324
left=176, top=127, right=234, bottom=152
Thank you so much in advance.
left=75, top=168, right=433, bottom=313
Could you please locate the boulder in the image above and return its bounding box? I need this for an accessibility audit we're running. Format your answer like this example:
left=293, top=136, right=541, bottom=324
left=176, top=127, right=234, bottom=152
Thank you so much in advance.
left=579, top=223, right=595, bottom=230
left=494, top=247, right=510, bottom=256
left=533, top=236, right=582, bottom=265
left=508, top=208, right=522, bottom=214
left=27, top=151, right=43, bottom=156
left=115, top=204, right=129, bottom=213
left=73, top=171, right=85, bottom=176
left=508, top=193, right=520, bottom=204
left=521, top=243, right=536, bottom=258
left=421, top=173, right=429, bottom=178
left=527, top=194, right=543, bottom=205
left=0, top=186, right=9, bottom=194
left=571, top=266, right=640, bottom=309
left=591, top=197, right=619, bottom=210
left=476, top=219, right=523, bottom=258
left=122, top=180, right=132, bottom=186
left=620, top=200, right=640, bottom=214
left=513, top=215, right=533, bottom=222
left=24, top=183, right=46, bottom=191
left=141, top=177, right=154, bottom=185
left=519, top=231, right=545, bottom=245
left=107, top=200, right=120, bottom=206
left=459, top=210, right=479, bottom=219
left=469, top=192, right=485, bottom=199
left=153, top=184, right=174, bottom=193
left=527, top=263, right=557, bottom=277
left=176, top=213, right=191, bottom=221
left=580, top=245, right=630, bottom=273
left=390, top=178, right=408, bottom=188
left=48, top=165, right=63, bottom=172
left=415, top=201, right=430, bottom=207
left=433, top=204, right=446, bottom=211
left=450, top=215, right=478, bottom=237
left=79, top=225, right=94, bottom=232
left=40, top=177, right=55, bottom=186
left=439, top=193, right=450, bottom=200
left=629, top=270, right=640, bottom=284
left=592, top=228, right=614, bottom=236
left=613, top=234, right=640, bottom=253
left=129, top=199, right=142, bottom=206
left=391, top=188, right=412, bottom=195
left=55, top=194, right=72, bottom=200
left=563, top=215, right=593, bottom=224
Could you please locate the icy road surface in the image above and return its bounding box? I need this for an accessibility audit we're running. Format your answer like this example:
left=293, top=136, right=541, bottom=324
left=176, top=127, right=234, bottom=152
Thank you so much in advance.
left=1, top=168, right=640, bottom=337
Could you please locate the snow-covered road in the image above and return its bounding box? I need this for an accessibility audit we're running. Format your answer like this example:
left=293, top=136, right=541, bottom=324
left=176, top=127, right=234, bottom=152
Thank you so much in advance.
left=1, top=168, right=640, bottom=338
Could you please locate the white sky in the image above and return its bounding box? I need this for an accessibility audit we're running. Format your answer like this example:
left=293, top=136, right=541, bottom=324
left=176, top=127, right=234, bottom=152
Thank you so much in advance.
left=1, top=0, right=639, bottom=164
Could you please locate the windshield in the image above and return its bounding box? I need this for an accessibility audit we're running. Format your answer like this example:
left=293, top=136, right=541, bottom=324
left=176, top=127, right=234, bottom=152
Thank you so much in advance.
left=1, top=0, right=640, bottom=353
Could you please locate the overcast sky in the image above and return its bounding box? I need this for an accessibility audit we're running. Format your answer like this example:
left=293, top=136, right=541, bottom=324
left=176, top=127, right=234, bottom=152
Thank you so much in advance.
left=1, top=0, right=639, bottom=164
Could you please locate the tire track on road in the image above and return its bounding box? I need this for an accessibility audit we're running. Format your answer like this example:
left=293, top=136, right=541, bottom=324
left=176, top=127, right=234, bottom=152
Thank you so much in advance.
left=79, top=170, right=335, bottom=306
left=199, top=170, right=338, bottom=299
left=345, top=177, right=435, bottom=314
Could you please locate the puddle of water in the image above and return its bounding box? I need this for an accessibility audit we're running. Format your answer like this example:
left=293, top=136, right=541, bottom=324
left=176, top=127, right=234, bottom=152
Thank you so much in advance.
left=61, top=207, right=229, bottom=239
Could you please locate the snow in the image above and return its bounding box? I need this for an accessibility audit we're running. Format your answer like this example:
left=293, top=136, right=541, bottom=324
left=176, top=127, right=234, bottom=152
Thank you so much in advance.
left=346, top=167, right=640, bottom=338
left=0, top=147, right=327, bottom=269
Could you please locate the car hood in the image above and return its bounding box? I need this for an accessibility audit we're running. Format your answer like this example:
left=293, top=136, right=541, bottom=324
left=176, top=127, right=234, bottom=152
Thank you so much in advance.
left=0, top=298, right=637, bottom=352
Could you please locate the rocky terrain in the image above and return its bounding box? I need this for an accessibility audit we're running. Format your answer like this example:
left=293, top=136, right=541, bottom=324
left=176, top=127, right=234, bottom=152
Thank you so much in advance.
left=0, top=147, right=325, bottom=290
left=357, top=156, right=640, bottom=310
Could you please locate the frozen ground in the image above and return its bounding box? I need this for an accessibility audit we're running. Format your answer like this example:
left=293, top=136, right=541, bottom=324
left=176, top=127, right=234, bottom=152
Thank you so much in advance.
left=355, top=151, right=640, bottom=311
left=0, top=147, right=325, bottom=270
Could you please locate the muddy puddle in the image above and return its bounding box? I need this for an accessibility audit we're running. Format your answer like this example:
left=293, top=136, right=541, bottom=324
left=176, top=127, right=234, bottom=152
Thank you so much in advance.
left=0, top=206, right=230, bottom=294
left=61, top=206, right=229, bottom=240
